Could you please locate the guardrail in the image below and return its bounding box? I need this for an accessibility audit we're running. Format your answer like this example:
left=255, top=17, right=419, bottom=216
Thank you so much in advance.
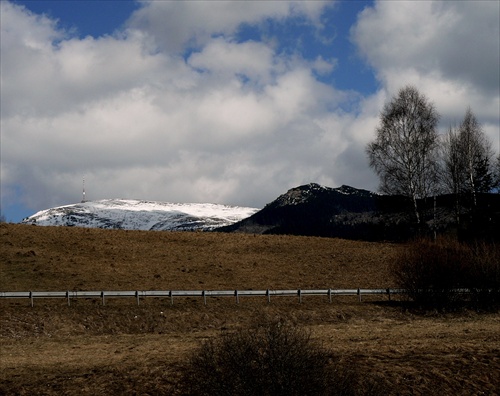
left=0, top=288, right=406, bottom=307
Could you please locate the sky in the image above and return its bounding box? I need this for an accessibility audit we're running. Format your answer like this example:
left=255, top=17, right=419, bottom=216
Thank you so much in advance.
left=1, top=0, right=499, bottom=223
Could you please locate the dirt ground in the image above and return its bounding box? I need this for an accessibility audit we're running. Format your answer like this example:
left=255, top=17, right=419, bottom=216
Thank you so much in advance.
left=1, top=223, right=499, bottom=395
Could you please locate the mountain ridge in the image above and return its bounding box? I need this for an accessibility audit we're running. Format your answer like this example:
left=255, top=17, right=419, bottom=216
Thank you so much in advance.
left=21, top=199, right=259, bottom=231
left=219, top=183, right=500, bottom=241
left=21, top=184, right=500, bottom=241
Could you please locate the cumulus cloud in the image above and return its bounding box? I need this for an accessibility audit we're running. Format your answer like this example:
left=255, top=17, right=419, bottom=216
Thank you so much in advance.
left=1, top=0, right=498, bottom=221
left=126, top=0, right=330, bottom=53
left=351, top=0, right=500, bottom=142
left=1, top=1, right=347, bottom=213
left=353, top=2, right=499, bottom=93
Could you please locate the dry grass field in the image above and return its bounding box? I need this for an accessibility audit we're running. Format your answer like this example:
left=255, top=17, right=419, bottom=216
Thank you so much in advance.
left=1, top=223, right=499, bottom=395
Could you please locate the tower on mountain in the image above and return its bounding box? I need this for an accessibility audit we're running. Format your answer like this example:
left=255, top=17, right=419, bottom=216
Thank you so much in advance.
left=81, top=178, right=87, bottom=203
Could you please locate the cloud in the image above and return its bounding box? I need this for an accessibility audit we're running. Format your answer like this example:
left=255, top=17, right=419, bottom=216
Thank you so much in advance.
left=188, top=38, right=278, bottom=84
left=351, top=0, right=500, bottom=144
left=2, top=1, right=354, bottom=215
left=1, top=29, right=173, bottom=118
left=353, top=2, right=499, bottom=91
left=126, top=0, right=331, bottom=53
left=1, top=0, right=498, bottom=221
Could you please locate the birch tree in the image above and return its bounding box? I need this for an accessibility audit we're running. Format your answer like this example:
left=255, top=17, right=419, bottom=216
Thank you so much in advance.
left=440, top=125, right=466, bottom=223
left=441, top=126, right=463, bottom=194
left=440, top=108, right=495, bottom=230
left=442, top=108, right=494, bottom=206
left=366, top=85, right=440, bottom=224
left=495, top=154, right=500, bottom=192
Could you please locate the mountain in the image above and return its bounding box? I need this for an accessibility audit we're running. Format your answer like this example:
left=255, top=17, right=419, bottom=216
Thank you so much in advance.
left=218, top=183, right=406, bottom=240
left=219, top=183, right=500, bottom=242
left=21, top=184, right=500, bottom=240
left=21, top=199, right=259, bottom=231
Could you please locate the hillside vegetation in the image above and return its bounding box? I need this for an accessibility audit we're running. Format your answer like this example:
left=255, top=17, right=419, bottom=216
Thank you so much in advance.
left=1, top=224, right=499, bottom=395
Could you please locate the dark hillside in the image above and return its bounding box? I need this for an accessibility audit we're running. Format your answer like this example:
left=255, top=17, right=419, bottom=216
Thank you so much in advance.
left=220, top=184, right=500, bottom=241
left=220, top=184, right=415, bottom=240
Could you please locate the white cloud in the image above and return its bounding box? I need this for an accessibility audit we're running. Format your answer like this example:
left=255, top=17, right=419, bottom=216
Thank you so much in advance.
left=126, top=0, right=331, bottom=53
left=1, top=0, right=498, bottom=221
left=311, top=56, right=337, bottom=76
left=1, top=0, right=355, bottom=215
left=351, top=0, right=500, bottom=147
left=188, top=38, right=277, bottom=83
left=353, top=1, right=499, bottom=92
left=2, top=27, right=158, bottom=117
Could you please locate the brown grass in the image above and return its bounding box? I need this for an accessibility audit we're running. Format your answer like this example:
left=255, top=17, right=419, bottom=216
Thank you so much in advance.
left=0, top=223, right=398, bottom=291
left=1, top=223, right=499, bottom=395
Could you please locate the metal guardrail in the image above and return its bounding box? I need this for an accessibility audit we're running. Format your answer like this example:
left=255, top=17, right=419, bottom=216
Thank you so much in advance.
left=0, top=288, right=407, bottom=307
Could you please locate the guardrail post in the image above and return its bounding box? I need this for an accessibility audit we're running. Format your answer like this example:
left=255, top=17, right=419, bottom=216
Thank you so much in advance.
left=386, top=288, right=391, bottom=302
left=169, top=290, right=173, bottom=305
left=298, top=289, right=302, bottom=304
left=136, top=291, right=140, bottom=306
left=235, top=290, right=239, bottom=304
left=101, top=291, right=105, bottom=306
left=202, top=290, right=207, bottom=305
left=266, top=289, right=270, bottom=303
left=328, top=288, right=332, bottom=303
left=30, top=291, right=33, bottom=307
left=67, top=291, right=70, bottom=306
left=357, top=288, right=361, bottom=302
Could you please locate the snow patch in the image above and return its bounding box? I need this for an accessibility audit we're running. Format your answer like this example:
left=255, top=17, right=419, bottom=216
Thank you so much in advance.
left=22, top=199, right=259, bottom=231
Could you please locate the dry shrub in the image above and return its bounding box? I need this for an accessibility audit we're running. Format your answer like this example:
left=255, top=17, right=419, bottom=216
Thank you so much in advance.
left=177, top=318, right=386, bottom=396
left=392, top=237, right=500, bottom=310
left=466, top=241, right=500, bottom=307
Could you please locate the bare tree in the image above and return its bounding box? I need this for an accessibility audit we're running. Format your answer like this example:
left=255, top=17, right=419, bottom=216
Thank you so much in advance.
left=440, top=108, right=495, bottom=231
left=461, top=108, right=494, bottom=201
left=444, top=108, right=494, bottom=206
left=495, top=154, right=500, bottom=192
left=367, top=85, right=440, bottom=224
left=440, top=125, right=466, bottom=223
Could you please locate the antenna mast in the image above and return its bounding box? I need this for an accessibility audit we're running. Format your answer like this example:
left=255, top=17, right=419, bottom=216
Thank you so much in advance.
left=82, top=177, right=86, bottom=203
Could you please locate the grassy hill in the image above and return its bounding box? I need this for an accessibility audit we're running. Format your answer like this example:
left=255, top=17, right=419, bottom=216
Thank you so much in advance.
left=1, top=223, right=499, bottom=395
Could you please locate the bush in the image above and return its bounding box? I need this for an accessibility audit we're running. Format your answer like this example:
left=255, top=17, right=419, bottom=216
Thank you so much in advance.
left=392, top=237, right=500, bottom=310
left=466, top=242, right=500, bottom=307
left=177, top=319, right=385, bottom=396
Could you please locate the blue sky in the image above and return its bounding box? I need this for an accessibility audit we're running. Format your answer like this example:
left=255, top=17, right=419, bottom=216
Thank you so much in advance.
left=13, top=1, right=141, bottom=37
left=1, top=1, right=499, bottom=222
left=13, top=0, right=378, bottom=93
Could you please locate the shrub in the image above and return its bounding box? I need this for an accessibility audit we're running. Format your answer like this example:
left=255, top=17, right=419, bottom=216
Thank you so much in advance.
left=392, top=237, right=500, bottom=310
left=466, top=242, right=500, bottom=307
left=177, top=319, right=386, bottom=396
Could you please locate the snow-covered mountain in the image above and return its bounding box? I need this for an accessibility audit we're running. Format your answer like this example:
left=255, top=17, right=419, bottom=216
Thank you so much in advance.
left=21, top=199, right=259, bottom=231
